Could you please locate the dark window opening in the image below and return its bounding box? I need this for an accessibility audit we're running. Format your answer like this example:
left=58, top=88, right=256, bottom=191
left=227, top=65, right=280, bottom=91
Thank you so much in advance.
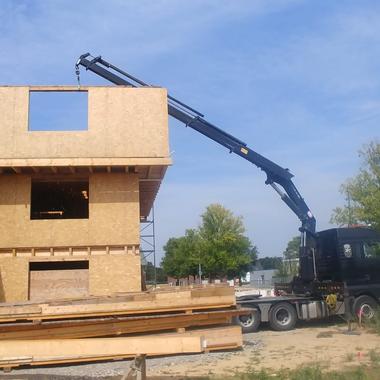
left=30, top=261, right=89, bottom=271
left=31, top=180, right=89, bottom=220
left=29, top=91, right=88, bottom=131
left=362, top=241, right=380, bottom=259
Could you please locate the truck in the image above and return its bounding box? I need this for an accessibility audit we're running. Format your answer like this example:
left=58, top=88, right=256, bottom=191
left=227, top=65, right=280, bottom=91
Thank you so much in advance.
left=75, top=53, right=380, bottom=332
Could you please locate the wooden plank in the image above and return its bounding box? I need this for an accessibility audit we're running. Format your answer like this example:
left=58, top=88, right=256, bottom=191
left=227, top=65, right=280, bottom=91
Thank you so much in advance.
left=28, top=86, right=90, bottom=91
left=0, top=335, right=204, bottom=360
left=0, top=286, right=235, bottom=322
left=29, top=269, right=89, bottom=301
left=0, top=326, right=241, bottom=370
left=0, top=309, right=245, bottom=340
left=0, top=305, right=42, bottom=316
left=178, top=325, right=243, bottom=350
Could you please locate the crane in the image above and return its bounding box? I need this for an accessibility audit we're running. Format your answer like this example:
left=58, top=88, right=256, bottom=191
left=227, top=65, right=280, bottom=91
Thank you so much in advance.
left=75, top=53, right=380, bottom=331
left=75, top=53, right=317, bottom=284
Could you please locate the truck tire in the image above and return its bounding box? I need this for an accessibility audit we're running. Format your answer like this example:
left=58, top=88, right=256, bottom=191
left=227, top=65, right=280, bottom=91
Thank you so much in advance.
left=353, top=295, right=378, bottom=322
left=234, top=308, right=261, bottom=333
left=269, top=302, right=297, bottom=331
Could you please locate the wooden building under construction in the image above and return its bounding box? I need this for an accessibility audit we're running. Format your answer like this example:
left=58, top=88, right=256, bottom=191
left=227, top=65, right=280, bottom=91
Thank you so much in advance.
left=0, top=85, right=171, bottom=302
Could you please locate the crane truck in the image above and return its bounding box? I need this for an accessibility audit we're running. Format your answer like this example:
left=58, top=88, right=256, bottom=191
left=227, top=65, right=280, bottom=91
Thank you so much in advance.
left=75, top=53, right=380, bottom=332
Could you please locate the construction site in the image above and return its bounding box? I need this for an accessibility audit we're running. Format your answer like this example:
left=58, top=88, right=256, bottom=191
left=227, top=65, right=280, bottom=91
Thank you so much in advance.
left=0, top=53, right=378, bottom=380
left=1, top=4, right=380, bottom=379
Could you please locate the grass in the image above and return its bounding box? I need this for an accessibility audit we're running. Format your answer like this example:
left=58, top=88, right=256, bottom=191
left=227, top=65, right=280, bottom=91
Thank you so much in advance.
left=368, top=309, right=380, bottom=335
left=368, top=349, right=380, bottom=364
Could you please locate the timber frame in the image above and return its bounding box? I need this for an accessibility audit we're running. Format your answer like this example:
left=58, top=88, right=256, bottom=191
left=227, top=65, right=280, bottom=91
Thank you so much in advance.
left=0, top=85, right=171, bottom=302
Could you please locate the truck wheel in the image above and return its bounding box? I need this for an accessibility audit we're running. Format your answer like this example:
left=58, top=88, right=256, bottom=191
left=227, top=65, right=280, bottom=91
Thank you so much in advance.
left=234, top=308, right=261, bottom=333
left=269, top=302, right=297, bottom=331
left=353, top=295, right=378, bottom=322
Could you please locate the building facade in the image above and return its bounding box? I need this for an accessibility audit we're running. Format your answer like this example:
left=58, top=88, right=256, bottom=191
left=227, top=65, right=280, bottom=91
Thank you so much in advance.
left=0, top=86, right=171, bottom=302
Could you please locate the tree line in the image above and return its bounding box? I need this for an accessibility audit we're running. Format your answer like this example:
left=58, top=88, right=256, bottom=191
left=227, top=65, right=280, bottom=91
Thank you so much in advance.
left=161, top=204, right=258, bottom=282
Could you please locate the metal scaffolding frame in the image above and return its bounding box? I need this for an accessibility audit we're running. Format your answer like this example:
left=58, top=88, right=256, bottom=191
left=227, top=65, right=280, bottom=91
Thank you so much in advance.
left=140, top=206, right=156, bottom=285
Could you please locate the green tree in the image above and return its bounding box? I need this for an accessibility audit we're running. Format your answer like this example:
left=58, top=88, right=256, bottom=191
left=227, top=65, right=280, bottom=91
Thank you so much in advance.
left=161, top=228, right=200, bottom=280
left=275, top=236, right=300, bottom=278
left=199, top=204, right=257, bottom=279
left=255, top=256, right=282, bottom=270
left=143, top=262, right=167, bottom=284
left=161, top=204, right=257, bottom=281
left=330, top=141, right=380, bottom=231
left=283, top=236, right=300, bottom=260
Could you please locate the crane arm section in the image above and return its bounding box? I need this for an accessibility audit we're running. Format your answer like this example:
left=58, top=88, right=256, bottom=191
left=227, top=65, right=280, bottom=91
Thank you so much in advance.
left=75, top=53, right=316, bottom=234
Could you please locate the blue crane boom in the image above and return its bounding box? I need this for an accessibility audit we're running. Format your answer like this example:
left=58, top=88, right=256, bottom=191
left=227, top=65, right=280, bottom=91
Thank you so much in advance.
left=75, top=53, right=316, bottom=239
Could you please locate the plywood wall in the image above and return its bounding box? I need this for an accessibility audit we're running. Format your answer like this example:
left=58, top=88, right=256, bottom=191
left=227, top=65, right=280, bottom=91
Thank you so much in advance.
left=0, top=173, right=139, bottom=248
left=90, top=255, right=141, bottom=295
left=29, top=268, right=89, bottom=301
left=0, top=258, right=29, bottom=302
left=0, top=86, right=170, bottom=162
left=0, top=254, right=141, bottom=302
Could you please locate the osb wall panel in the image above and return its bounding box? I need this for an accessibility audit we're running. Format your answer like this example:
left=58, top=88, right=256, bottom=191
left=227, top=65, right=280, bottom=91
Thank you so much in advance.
left=89, top=255, right=141, bottom=295
left=0, top=173, right=140, bottom=249
left=29, top=269, right=89, bottom=301
left=0, top=258, right=29, bottom=302
left=0, top=86, right=170, bottom=161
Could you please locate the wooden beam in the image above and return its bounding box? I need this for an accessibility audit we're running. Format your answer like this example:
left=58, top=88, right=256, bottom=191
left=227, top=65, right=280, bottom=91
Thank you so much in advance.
left=0, top=335, right=204, bottom=362
left=0, top=286, right=235, bottom=322
left=0, top=326, right=242, bottom=369
left=29, top=86, right=90, bottom=92
left=146, top=166, right=153, bottom=179
left=0, top=309, right=245, bottom=340
left=160, top=166, right=166, bottom=178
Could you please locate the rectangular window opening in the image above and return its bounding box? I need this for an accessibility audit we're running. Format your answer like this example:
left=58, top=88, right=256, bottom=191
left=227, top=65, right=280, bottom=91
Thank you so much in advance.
left=29, top=91, right=88, bottom=131
left=30, top=261, right=89, bottom=271
left=31, top=180, right=89, bottom=220
left=29, top=260, right=89, bottom=301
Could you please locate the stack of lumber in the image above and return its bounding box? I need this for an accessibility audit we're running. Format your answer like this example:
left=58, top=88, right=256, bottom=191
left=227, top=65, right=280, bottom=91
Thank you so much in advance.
left=0, top=285, right=246, bottom=370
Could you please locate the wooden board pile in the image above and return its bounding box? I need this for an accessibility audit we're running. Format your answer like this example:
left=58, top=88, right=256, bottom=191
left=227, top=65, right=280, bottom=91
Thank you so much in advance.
left=0, top=285, right=245, bottom=370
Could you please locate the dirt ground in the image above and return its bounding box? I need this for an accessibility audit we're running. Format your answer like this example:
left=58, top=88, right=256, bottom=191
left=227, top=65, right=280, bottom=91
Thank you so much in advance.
left=149, top=321, right=380, bottom=378
left=1, top=320, right=379, bottom=379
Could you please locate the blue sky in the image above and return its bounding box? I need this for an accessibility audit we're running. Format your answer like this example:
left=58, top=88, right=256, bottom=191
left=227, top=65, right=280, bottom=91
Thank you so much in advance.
left=1, top=0, right=379, bottom=260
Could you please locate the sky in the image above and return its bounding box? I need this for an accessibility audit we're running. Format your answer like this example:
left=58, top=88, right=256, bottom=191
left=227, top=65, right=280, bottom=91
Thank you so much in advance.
left=1, top=0, right=379, bottom=261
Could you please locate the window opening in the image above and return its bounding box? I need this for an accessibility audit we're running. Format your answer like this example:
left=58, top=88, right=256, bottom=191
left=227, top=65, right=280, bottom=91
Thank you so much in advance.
left=362, top=241, right=380, bottom=259
left=31, top=180, right=89, bottom=220
left=30, top=261, right=89, bottom=271
left=29, top=91, right=88, bottom=131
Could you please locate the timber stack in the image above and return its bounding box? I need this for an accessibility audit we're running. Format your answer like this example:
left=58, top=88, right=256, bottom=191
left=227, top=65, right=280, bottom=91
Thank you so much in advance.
left=0, top=285, right=245, bottom=369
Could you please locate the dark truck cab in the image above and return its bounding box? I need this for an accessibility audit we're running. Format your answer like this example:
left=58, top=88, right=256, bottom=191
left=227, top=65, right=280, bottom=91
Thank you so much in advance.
left=237, top=227, right=380, bottom=332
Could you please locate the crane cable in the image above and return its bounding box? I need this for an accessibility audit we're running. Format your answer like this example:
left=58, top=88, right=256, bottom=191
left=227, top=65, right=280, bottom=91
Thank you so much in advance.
left=75, top=62, right=81, bottom=90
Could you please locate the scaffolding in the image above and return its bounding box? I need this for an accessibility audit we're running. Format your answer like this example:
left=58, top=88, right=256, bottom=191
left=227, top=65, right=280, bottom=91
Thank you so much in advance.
left=140, top=206, right=156, bottom=285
